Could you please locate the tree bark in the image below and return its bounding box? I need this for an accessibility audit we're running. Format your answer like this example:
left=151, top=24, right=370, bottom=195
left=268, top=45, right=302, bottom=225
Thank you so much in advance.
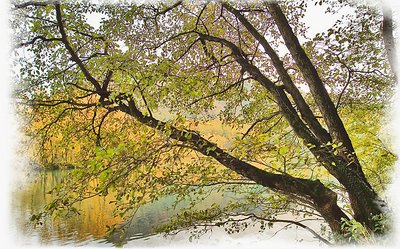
left=266, top=2, right=387, bottom=230
left=114, top=97, right=349, bottom=235
left=266, top=3, right=360, bottom=166
left=222, top=3, right=332, bottom=145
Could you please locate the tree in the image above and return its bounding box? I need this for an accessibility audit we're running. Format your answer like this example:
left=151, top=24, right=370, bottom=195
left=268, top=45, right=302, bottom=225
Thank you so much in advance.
left=11, top=0, right=397, bottom=244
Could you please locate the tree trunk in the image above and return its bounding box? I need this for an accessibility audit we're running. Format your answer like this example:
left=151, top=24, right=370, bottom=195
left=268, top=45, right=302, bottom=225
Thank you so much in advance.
left=266, top=2, right=388, bottom=232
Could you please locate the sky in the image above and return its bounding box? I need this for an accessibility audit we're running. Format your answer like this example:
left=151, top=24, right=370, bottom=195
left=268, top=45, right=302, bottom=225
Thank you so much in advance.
left=1, top=1, right=400, bottom=249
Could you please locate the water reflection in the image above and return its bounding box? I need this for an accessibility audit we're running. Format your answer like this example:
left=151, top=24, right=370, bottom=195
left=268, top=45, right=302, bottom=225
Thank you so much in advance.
left=13, top=170, right=123, bottom=245
left=12, top=170, right=244, bottom=246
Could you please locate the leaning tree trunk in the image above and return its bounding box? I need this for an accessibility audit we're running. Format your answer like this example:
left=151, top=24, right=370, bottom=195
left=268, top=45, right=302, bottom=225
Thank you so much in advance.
left=266, top=2, right=389, bottom=232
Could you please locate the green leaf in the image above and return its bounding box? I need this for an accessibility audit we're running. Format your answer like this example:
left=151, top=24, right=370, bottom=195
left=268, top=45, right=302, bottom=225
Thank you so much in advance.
left=278, top=146, right=288, bottom=156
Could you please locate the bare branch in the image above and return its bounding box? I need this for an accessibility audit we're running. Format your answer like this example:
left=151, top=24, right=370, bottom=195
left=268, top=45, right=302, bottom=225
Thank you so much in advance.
left=242, top=111, right=280, bottom=138
left=22, top=14, right=57, bottom=24
left=65, top=81, right=98, bottom=94
left=188, top=76, right=253, bottom=106
left=91, top=107, right=116, bottom=146
left=199, top=38, right=213, bottom=58
left=240, top=213, right=332, bottom=245
left=153, top=30, right=195, bottom=50
left=68, top=28, right=106, bottom=41
left=169, top=212, right=331, bottom=245
left=266, top=2, right=358, bottom=157
left=336, top=70, right=352, bottom=110
left=194, top=3, right=210, bottom=34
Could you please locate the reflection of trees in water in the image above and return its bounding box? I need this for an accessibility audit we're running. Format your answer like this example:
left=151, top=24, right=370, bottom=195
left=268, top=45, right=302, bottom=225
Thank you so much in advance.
left=108, top=187, right=260, bottom=246
left=14, top=171, right=259, bottom=246
left=14, top=171, right=216, bottom=245
left=13, top=171, right=122, bottom=245
left=107, top=194, right=182, bottom=245
left=13, top=171, right=65, bottom=240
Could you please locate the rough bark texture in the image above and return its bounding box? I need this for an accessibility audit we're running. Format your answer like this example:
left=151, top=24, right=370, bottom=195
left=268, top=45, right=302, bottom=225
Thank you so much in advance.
left=266, top=3, right=360, bottom=165
left=266, top=2, right=387, bottom=230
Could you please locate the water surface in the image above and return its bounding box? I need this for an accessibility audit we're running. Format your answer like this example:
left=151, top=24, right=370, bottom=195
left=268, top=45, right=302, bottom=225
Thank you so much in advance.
left=12, top=170, right=247, bottom=246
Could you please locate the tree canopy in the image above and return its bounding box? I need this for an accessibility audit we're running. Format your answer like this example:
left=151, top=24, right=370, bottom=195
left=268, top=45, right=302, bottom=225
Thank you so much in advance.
left=11, top=0, right=397, bottom=245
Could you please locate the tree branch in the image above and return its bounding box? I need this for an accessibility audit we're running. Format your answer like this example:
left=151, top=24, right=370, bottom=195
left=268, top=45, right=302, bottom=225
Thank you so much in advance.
left=240, top=214, right=332, bottom=245
left=266, top=2, right=367, bottom=180
left=195, top=32, right=320, bottom=148
left=55, top=4, right=102, bottom=92
left=174, top=38, right=200, bottom=62
left=155, top=1, right=182, bottom=17
left=180, top=181, right=257, bottom=187
left=336, top=69, right=352, bottom=110
left=108, top=93, right=348, bottom=233
left=170, top=212, right=331, bottom=245
left=16, top=35, right=62, bottom=48
left=94, top=108, right=116, bottom=146
left=29, top=98, right=97, bottom=108
left=188, top=76, right=252, bottom=106
left=12, top=0, right=56, bottom=10
left=101, top=70, right=113, bottom=92
left=223, top=2, right=331, bottom=144
left=242, top=111, right=280, bottom=139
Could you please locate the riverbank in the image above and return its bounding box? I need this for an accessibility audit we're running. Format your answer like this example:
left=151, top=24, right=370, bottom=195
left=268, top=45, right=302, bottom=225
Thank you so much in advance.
left=33, top=162, right=76, bottom=171
left=44, top=162, right=75, bottom=170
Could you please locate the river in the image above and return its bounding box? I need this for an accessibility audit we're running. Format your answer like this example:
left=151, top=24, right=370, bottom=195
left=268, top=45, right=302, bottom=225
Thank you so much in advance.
left=11, top=170, right=249, bottom=246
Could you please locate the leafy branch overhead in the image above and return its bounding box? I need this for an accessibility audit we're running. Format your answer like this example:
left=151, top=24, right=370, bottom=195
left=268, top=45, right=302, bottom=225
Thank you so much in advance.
left=11, top=0, right=396, bottom=245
